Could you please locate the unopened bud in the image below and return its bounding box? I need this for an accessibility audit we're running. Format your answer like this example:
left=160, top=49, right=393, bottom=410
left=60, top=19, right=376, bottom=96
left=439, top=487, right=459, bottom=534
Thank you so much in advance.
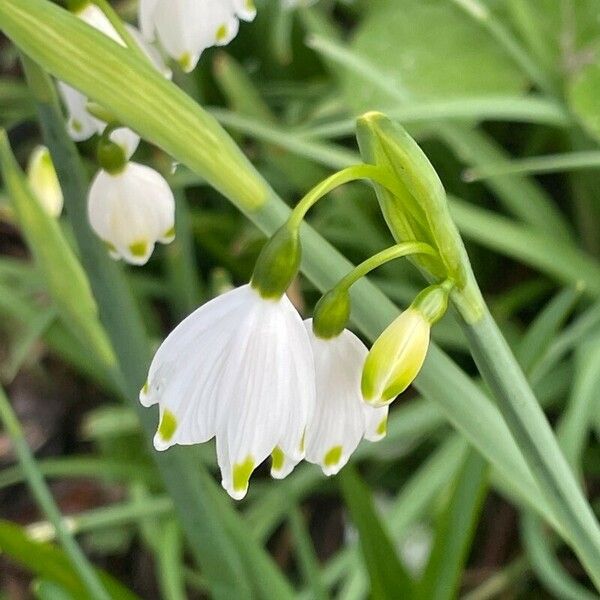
left=27, top=146, right=63, bottom=218
left=362, top=281, right=452, bottom=406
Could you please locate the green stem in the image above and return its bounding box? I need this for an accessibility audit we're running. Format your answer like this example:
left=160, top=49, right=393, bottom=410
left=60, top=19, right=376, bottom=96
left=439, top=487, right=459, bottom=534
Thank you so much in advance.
left=335, top=242, right=437, bottom=291
left=460, top=307, right=600, bottom=590
left=0, top=385, right=110, bottom=600
left=91, top=0, right=149, bottom=65
left=287, top=163, right=400, bottom=229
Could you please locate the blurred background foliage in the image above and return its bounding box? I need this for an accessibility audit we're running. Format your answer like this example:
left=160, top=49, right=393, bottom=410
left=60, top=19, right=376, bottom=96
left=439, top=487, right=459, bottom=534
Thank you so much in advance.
left=1, top=0, right=600, bottom=598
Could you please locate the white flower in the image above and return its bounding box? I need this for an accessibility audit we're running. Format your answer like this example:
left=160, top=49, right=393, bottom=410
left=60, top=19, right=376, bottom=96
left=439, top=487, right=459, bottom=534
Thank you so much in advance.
left=88, top=162, right=175, bottom=265
left=139, top=0, right=256, bottom=72
left=303, top=322, right=388, bottom=476
left=59, top=2, right=170, bottom=147
left=27, top=146, right=63, bottom=218
left=140, top=285, right=316, bottom=500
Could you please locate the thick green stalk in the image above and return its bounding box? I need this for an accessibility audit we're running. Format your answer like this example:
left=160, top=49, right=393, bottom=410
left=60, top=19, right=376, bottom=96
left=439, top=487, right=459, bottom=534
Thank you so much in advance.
left=0, top=386, right=110, bottom=600
left=460, top=308, right=600, bottom=589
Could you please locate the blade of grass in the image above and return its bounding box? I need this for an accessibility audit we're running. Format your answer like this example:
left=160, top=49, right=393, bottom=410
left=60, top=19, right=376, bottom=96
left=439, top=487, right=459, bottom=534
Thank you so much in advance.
left=416, top=451, right=488, bottom=600
left=339, top=464, right=414, bottom=598
left=0, top=386, right=110, bottom=600
left=450, top=198, right=600, bottom=296
left=296, top=96, right=570, bottom=139
left=465, top=151, right=600, bottom=181
left=0, top=456, right=155, bottom=490
left=289, top=507, right=328, bottom=600
left=156, top=520, right=187, bottom=600
left=0, top=520, right=138, bottom=600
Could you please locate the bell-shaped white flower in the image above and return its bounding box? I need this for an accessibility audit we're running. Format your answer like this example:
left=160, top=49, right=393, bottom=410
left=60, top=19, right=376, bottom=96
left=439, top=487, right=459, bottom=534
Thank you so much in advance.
left=27, top=146, right=63, bottom=218
left=59, top=2, right=169, bottom=147
left=140, top=285, right=315, bottom=499
left=302, top=321, right=387, bottom=476
left=139, top=0, right=256, bottom=72
left=88, top=161, right=175, bottom=265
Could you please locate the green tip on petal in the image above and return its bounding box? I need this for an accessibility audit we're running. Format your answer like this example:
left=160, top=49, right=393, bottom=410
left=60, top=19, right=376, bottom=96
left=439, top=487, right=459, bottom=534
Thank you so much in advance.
left=129, top=240, right=149, bottom=258
left=216, top=24, right=228, bottom=43
left=376, top=417, right=387, bottom=437
left=162, top=226, right=176, bottom=241
left=233, top=457, right=255, bottom=494
left=177, top=52, right=193, bottom=72
left=271, top=447, right=285, bottom=472
left=157, top=410, right=177, bottom=442
left=71, top=119, right=83, bottom=133
left=246, top=0, right=256, bottom=10
left=324, top=446, right=343, bottom=468
left=141, top=381, right=149, bottom=396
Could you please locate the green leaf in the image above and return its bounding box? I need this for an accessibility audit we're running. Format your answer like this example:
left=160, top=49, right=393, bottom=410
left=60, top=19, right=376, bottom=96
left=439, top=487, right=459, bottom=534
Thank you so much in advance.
left=0, top=130, right=115, bottom=371
left=417, top=451, right=488, bottom=600
left=339, top=465, right=414, bottom=599
left=0, top=520, right=139, bottom=600
left=569, top=63, right=600, bottom=143
left=343, top=0, right=526, bottom=114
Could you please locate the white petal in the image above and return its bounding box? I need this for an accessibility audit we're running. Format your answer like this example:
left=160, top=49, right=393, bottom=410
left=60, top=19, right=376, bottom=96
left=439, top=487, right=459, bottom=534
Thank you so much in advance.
left=138, top=0, right=160, bottom=40
left=87, top=162, right=175, bottom=265
left=108, top=127, right=140, bottom=160
left=232, top=0, right=257, bottom=21
left=363, top=404, right=389, bottom=442
left=304, top=322, right=368, bottom=476
left=58, top=83, right=103, bottom=141
left=142, top=285, right=314, bottom=499
left=77, top=4, right=124, bottom=45
left=217, top=292, right=315, bottom=498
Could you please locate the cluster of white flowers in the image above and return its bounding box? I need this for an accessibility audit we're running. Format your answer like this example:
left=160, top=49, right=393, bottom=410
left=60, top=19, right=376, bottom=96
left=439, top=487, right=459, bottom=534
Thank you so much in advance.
left=140, top=284, right=389, bottom=500
left=139, top=0, right=257, bottom=73
left=61, top=2, right=175, bottom=266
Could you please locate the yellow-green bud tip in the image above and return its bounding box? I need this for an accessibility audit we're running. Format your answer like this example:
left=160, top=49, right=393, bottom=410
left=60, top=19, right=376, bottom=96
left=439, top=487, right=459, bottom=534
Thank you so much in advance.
left=362, top=308, right=430, bottom=406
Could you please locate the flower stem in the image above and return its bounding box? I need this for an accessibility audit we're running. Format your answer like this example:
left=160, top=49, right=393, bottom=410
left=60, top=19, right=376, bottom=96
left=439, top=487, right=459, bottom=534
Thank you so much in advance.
left=286, top=164, right=402, bottom=230
left=0, top=385, right=110, bottom=600
left=460, top=306, right=600, bottom=590
left=334, top=242, right=438, bottom=292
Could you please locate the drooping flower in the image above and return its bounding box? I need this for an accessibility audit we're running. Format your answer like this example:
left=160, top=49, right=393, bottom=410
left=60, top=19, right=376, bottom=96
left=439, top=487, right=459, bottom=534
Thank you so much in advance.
left=27, top=146, right=63, bottom=218
left=60, top=2, right=169, bottom=147
left=303, top=321, right=387, bottom=475
left=139, top=0, right=257, bottom=72
left=88, top=160, right=175, bottom=265
left=140, top=284, right=316, bottom=499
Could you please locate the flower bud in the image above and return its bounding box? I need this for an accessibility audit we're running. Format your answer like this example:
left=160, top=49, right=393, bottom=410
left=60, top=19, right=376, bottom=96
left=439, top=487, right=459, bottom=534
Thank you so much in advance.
left=27, top=146, right=63, bottom=217
left=361, top=309, right=430, bottom=407
left=362, top=281, right=452, bottom=406
left=312, top=288, right=351, bottom=339
left=251, top=225, right=301, bottom=299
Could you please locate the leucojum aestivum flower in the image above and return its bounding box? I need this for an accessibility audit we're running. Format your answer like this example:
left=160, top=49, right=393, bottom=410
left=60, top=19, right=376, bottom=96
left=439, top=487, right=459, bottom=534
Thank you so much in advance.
left=136, top=113, right=479, bottom=500
left=51, top=2, right=481, bottom=500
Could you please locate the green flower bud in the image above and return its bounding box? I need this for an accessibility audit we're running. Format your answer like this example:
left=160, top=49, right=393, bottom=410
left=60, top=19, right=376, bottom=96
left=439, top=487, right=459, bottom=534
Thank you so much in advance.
left=312, top=288, right=351, bottom=339
left=251, top=225, right=301, bottom=299
left=27, top=145, right=63, bottom=218
left=362, top=281, right=452, bottom=407
left=97, top=134, right=127, bottom=175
